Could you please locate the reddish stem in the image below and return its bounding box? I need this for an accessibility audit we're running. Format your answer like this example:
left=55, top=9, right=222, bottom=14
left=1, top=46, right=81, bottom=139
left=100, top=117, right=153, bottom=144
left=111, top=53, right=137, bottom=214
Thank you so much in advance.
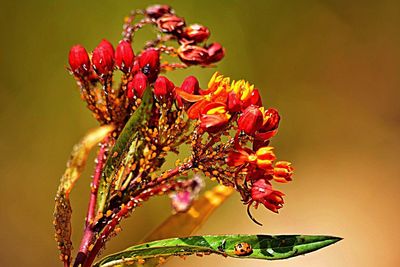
left=73, top=139, right=109, bottom=267
left=82, top=161, right=193, bottom=267
left=87, top=140, right=108, bottom=226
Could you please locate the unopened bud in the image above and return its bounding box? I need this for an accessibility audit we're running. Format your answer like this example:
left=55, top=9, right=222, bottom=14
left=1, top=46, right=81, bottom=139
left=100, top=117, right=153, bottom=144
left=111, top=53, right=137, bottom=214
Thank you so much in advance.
left=145, top=4, right=172, bottom=19
left=153, top=76, right=174, bottom=100
left=115, top=40, right=135, bottom=73
left=180, top=24, right=210, bottom=43
left=68, top=45, right=90, bottom=76
left=238, top=105, right=264, bottom=135
left=177, top=45, right=209, bottom=65
left=92, top=40, right=114, bottom=76
left=205, top=42, right=225, bottom=64
left=139, top=48, right=160, bottom=82
left=156, top=14, right=185, bottom=33
left=128, top=72, right=148, bottom=99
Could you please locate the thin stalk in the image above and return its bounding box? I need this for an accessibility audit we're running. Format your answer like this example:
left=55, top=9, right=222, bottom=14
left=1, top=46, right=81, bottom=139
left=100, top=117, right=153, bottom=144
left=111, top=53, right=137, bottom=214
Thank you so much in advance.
left=73, top=138, right=110, bottom=267
left=81, top=162, right=193, bottom=267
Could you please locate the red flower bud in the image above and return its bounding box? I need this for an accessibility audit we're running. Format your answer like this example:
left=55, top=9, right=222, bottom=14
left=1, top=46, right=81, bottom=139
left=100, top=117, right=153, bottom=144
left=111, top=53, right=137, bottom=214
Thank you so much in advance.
left=227, top=91, right=241, bottom=112
left=238, top=105, right=264, bottom=135
left=92, top=40, right=114, bottom=77
left=273, top=161, right=294, bottom=183
left=98, top=39, right=115, bottom=56
left=177, top=45, right=209, bottom=65
left=242, top=88, right=262, bottom=109
left=260, top=108, right=280, bottom=132
left=139, top=48, right=160, bottom=82
left=145, top=4, right=172, bottom=19
left=181, top=76, right=200, bottom=95
left=199, top=113, right=229, bottom=133
left=115, top=40, right=135, bottom=73
left=127, top=72, right=148, bottom=99
left=180, top=24, right=210, bottom=43
left=68, top=45, right=90, bottom=76
left=156, top=14, right=185, bottom=33
left=176, top=76, right=200, bottom=107
left=153, top=76, right=174, bottom=100
left=205, top=42, right=225, bottom=63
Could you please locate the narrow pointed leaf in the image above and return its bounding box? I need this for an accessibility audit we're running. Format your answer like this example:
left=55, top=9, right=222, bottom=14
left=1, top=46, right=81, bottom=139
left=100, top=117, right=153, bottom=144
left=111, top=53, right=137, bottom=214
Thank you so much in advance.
left=96, top=89, right=153, bottom=214
left=94, top=234, right=342, bottom=267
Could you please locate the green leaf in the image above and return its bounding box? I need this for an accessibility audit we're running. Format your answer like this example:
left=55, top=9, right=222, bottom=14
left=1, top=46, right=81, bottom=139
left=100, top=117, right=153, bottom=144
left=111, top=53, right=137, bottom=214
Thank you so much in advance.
left=96, top=89, right=153, bottom=214
left=94, top=234, right=342, bottom=267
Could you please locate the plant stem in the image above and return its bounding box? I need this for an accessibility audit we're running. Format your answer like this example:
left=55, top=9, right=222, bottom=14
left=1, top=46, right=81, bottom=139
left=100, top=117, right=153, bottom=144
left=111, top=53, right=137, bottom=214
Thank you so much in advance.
left=73, top=139, right=109, bottom=267
left=87, top=140, right=108, bottom=226
left=81, top=161, right=193, bottom=267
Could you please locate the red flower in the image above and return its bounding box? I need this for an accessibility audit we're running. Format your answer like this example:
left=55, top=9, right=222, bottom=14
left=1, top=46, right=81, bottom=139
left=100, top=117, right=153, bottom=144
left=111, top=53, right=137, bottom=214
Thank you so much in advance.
left=145, top=4, right=172, bottom=19
left=180, top=24, right=210, bottom=44
left=92, top=40, right=114, bottom=77
left=175, top=72, right=230, bottom=119
left=205, top=42, right=225, bottom=64
left=241, top=88, right=262, bottom=109
left=253, top=108, right=280, bottom=149
left=199, top=102, right=230, bottom=133
left=260, top=108, right=280, bottom=132
left=176, top=76, right=200, bottom=107
left=115, top=40, right=135, bottom=73
left=127, top=72, right=147, bottom=99
left=138, top=48, right=160, bottom=83
left=153, top=76, right=175, bottom=100
left=227, top=146, right=275, bottom=171
left=68, top=45, right=90, bottom=76
left=238, top=105, right=264, bottom=135
left=251, top=179, right=284, bottom=213
left=177, top=45, right=209, bottom=65
left=273, top=161, right=293, bottom=183
left=156, top=14, right=185, bottom=33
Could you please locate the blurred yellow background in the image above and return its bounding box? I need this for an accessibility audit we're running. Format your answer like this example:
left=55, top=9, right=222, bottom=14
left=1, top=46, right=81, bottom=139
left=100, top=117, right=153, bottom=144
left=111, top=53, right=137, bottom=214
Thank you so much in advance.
left=0, top=0, right=399, bottom=266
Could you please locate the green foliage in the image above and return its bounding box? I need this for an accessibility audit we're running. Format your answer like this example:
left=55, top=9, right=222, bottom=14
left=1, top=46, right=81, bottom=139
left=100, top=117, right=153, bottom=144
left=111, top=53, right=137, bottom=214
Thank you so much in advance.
left=94, top=234, right=342, bottom=267
left=96, top=89, right=153, bottom=214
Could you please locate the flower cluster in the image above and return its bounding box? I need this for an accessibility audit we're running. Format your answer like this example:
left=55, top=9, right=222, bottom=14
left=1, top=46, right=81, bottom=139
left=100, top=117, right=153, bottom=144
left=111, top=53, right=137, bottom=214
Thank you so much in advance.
left=68, top=4, right=224, bottom=127
left=174, top=73, right=294, bottom=217
left=58, top=4, right=292, bottom=267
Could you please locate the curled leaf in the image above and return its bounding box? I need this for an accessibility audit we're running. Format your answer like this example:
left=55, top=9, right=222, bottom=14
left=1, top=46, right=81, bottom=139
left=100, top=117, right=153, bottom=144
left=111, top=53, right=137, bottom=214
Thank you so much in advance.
left=53, top=125, right=114, bottom=263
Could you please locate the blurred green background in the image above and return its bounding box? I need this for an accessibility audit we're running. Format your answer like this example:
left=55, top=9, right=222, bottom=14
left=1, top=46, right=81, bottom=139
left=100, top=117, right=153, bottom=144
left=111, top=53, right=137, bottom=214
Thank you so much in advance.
left=0, top=0, right=399, bottom=266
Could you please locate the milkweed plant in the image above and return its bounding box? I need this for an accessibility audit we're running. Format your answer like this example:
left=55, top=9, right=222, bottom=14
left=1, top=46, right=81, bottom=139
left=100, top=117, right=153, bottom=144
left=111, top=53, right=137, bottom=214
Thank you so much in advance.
left=53, top=4, right=341, bottom=267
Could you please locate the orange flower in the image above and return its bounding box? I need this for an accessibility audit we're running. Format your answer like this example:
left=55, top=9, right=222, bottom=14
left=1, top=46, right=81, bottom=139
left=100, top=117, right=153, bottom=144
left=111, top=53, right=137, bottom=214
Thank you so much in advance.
left=273, top=161, right=294, bottom=183
left=227, top=146, right=276, bottom=171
